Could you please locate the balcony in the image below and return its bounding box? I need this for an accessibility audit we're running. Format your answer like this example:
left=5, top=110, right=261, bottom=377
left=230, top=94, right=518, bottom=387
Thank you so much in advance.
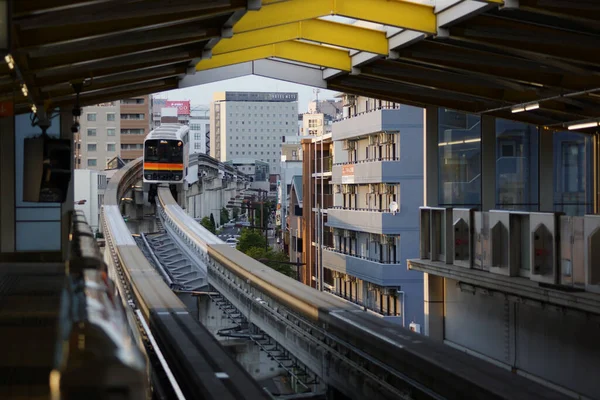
left=323, top=248, right=404, bottom=286
left=332, top=108, right=404, bottom=142
left=312, top=156, right=333, bottom=175
left=331, top=159, right=403, bottom=184
left=327, top=208, right=403, bottom=235
left=408, top=207, right=600, bottom=315
left=311, top=194, right=333, bottom=210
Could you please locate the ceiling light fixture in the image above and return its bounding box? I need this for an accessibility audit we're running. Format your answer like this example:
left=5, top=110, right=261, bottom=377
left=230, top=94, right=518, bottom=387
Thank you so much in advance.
left=525, top=102, right=540, bottom=111
left=4, top=54, right=14, bottom=70
left=511, top=102, right=539, bottom=113
left=21, top=84, right=28, bottom=97
left=568, top=121, right=599, bottom=130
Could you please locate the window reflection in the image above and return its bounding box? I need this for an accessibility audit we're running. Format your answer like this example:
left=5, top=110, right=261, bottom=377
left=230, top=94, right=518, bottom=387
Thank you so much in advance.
left=438, top=109, right=481, bottom=207
left=495, top=119, right=539, bottom=211
left=553, top=131, right=593, bottom=216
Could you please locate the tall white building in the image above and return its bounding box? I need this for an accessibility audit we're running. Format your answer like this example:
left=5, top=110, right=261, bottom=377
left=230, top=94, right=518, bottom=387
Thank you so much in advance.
left=190, top=105, right=210, bottom=154
left=74, top=169, right=108, bottom=234
left=76, top=102, right=120, bottom=170
left=209, top=92, right=299, bottom=175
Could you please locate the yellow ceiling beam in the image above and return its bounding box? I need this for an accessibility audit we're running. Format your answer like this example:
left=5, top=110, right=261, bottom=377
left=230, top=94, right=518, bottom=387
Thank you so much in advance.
left=196, top=40, right=351, bottom=72
left=215, top=19, right=388, bottom=56
left=234, top=0, right=436, bottom=34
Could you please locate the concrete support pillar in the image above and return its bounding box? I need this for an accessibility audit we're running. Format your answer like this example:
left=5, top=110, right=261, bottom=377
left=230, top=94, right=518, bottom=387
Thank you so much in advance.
left=60, top=108, right=74, bottom=260
left=424, top=106, right=439, bottom=207
left=423, top=273, right=444, bottom=341
left=0, top=115, right=15, bottom=253
left=481, top=115, right=496, bottom=211
left=539, top=128, right=554, bottom=212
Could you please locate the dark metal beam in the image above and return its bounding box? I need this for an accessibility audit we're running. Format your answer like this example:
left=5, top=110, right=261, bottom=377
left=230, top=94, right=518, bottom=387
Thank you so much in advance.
left=15, top=3, right=241, bottom=48
left=517, top=0, right=600, bottom=24
left=449, top=14, right=600, bottom=68
left=23, top=22, right=221, bottom=57
left=49, top=78, right=179, bottom=109
left=33, top=57, right=192, bottom=89
left=43, top=67, right=187, bottom=99
left=13, top=0, right=122, bottom=18
left=362, top=60, right=600, bottom=119
left=15, top=0, right=231, bottom=30
left=328, top=76, right=566, bottom=126
left=29, top=37, right=212, bottom=72
left=396, top=40, right=600, bottom=92
left=32, top=46, right=202, bottom=85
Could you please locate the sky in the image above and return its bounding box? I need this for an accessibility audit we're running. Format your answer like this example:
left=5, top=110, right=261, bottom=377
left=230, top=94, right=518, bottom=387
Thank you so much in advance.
left=158, top=75, right=340, bottom=113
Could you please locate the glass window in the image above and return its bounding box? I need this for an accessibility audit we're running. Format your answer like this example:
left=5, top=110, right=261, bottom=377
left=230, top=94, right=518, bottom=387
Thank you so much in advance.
left=106, top=113, right=115, bottom=121
left=87, top=143, right=96, bottom=152
left=553, top=131, right=593, bottom=216
left=438, top=109, right=481, bottom=207
left=87, top=128, right=96, bottom=136
left=495, top=119, right=539, bottom=211
left=87, top=159, right=97, bottom=167
left=87, top=113, right=96, bottom=121
left=107, top=128, right=115, bottom=136
left=107, top=143, right=116, bottom=152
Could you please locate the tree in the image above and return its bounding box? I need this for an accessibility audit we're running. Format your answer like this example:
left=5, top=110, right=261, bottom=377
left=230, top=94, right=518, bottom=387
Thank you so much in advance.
left=220, top=207, right=230, bottom=224
left=236, top=228, right=267, bottom=253
left=200, top=216, right=216, bottom=234
left=245, top=247, right=294, bottom=278
left=232, top=206, right=240, bottom=220
left=209, top=213, right=216, bottom=229
left=253, top=201, right=272, bottom=229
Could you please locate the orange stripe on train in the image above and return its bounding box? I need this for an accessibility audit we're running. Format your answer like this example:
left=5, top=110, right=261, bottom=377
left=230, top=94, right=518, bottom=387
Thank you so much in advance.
left=144, top=162, right=184, bottom=170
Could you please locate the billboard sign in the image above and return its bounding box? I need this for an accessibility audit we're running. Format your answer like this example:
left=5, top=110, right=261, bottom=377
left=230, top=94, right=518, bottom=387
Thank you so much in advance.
left=165, top=100, right=190, bottom=115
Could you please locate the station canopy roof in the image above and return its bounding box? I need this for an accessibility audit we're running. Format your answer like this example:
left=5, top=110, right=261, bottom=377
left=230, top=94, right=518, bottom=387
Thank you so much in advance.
left=2, top=0, right=600, bottom=129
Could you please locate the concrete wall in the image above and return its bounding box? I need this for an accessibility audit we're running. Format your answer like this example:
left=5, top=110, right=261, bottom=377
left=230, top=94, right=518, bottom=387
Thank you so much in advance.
left=444, top=278, right=600, bottom=398
left=74, top=169, right=101, bottom=232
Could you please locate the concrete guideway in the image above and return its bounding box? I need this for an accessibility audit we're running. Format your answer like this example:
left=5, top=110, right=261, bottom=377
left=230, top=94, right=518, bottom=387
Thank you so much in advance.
left=1, top=0, right=598, bottom=130
left=155, top=181, right=570, bottom=400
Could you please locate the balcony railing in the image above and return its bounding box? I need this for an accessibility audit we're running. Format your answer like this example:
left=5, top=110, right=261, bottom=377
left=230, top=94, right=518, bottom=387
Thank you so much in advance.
left=330, top=206, right=393, bottom=213
left=417, top=207, right=600, bottom=293
left=334, top=157, right=399, bottom=166
left=335, top=104, right=401, bottom=123
left=325, top=246, right=401, bottom=265
left=313, top=156, right=333, bottom=173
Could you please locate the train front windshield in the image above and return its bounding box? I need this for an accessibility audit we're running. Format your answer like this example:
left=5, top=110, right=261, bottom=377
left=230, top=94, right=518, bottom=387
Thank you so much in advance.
left=144, top=140, right=183, bottom=164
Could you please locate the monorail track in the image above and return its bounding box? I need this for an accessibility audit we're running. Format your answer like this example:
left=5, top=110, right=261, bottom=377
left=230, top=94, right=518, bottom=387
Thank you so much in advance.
left=102, top=157, right=570, bottom=400
left=101, top=158, right=269, bottom=400
left=156, top=179, right=570, bottom=400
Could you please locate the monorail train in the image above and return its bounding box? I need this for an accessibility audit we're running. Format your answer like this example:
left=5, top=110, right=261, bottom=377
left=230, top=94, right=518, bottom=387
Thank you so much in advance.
left=143, top=124, right=189, bottom=184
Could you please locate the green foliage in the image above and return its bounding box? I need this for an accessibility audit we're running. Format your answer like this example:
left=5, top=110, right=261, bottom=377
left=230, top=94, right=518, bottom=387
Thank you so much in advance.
left=253, top=201, right=273, bottom=229
left=232, top=206, right=240, bottom=220
left=244, top=246, right=295, bottom=278
left=236, top=228, right=266, bottom=253
left=220, top=207, right=230, bottom=224
left=200, top=216, right=216, bottom=234
left=209, top=213, right=216, bottom=228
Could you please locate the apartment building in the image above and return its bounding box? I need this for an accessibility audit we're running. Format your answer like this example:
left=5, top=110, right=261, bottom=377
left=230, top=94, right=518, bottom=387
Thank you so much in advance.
left=301, top=132, right=333, bottom=290
left=209, top=91, right=299, bottom=175
left=408, top=107, right=599, bottom=399
left=287, top=175, right=304, bottom=278
left=190, top=105, right=210, bottom=154
left=278, top=137, right=302, bottom=230
left=120, top=95, right=151, bottom=162
left=77, top=102, right=120, bottom=170
left=324, top=95, right=424, bottom=325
